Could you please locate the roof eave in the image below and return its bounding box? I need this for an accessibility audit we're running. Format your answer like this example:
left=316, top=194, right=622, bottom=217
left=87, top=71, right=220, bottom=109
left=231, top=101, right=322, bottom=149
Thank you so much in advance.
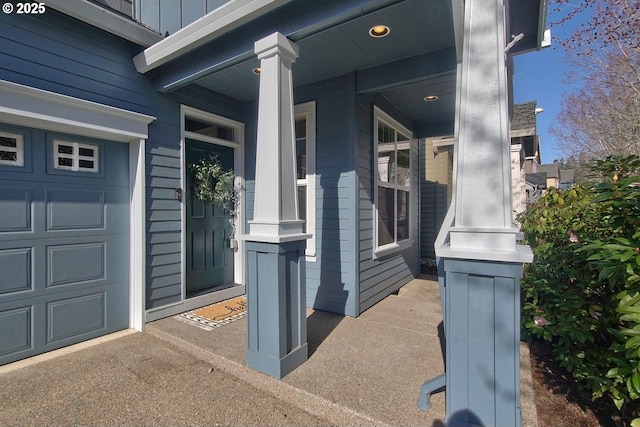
left=133, top=0, right=294, bottom=73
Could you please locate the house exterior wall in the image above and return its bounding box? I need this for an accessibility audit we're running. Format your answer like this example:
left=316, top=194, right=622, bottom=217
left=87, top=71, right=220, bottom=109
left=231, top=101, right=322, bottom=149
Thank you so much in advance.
left=0, top=10, right=245, bottom=314
left=134, top=0, right=229, bottom=36
left=420, top=138, right=453, bottom=259
left=357, top=95, right=420, bottom=314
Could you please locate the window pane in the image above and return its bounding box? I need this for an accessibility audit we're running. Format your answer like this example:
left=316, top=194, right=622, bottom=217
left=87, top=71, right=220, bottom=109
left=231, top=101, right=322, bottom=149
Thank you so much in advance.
left=377, top=151, right=395, bottom=183
left=58, top=144, right=73, bottom=154
left=296, top=119, right=307, bottom=180
left=295, top=118, right=306, bottom=139
left=185, top=118, right=234, bottom=141
left=378, top=121, right=395, bottom=144
left=0, top=137, right=17, bottom=147
left=377, top=186, right=394, bottom=246
left=78, top=147, right=94, bottom=157
left=79, top=160, right=94, bottom=169
left=396, top=149, right=410, bottom=187
left=297, top=185, right=307, bottom=233
left=397, top=132, right=409, bottom=141
left=0, top=151, right=17, bottom=161
left=58, top=158, right=73, bottom=167
left=397, top=190, right=409, bottom=241
left=296, top=139, right=306, bottom=180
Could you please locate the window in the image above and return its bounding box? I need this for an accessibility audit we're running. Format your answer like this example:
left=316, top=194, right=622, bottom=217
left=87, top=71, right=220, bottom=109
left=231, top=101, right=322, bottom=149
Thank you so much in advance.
left=0, top=132, right=24, bottom=166
left=53, top=140, right=99, bottom=172
left=295, top=101, right=316, bottom=258
left=374, top=107, right=413, bottom=252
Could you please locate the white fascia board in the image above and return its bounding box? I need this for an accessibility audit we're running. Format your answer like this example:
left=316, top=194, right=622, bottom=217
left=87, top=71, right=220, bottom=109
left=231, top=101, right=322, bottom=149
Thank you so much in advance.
left=46, top=0, right=162, bottom=47
left=537, top=0, right=550, bottom=50
left=133, top=0, right=294, bottom=73
left=0, top=80, right=155, bottom=142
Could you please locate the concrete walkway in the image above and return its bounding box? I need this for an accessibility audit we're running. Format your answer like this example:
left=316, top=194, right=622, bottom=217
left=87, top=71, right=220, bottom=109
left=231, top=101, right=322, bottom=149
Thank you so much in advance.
left=0, top=276, right=537, bottom=426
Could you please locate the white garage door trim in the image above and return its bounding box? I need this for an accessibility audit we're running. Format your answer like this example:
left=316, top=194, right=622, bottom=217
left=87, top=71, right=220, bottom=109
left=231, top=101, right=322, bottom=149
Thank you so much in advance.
left=0, top=79, right=155, bottom=332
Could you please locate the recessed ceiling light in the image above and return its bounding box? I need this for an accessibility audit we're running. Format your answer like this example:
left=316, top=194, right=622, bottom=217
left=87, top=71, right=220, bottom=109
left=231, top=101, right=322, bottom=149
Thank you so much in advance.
left=252, top=67, right=261, bottom=75
left=369, top=25, right=390, bottom=38
left=424, top=95, right=438, bottom=102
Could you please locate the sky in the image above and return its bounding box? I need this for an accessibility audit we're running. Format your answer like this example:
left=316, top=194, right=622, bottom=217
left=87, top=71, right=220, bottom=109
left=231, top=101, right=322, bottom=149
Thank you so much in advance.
left=512, top=7, right=584, bottom=164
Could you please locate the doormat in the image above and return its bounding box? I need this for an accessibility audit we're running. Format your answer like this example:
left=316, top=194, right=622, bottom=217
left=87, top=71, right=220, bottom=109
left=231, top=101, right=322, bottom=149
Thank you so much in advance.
left=177, top=296, right=247, bottom=331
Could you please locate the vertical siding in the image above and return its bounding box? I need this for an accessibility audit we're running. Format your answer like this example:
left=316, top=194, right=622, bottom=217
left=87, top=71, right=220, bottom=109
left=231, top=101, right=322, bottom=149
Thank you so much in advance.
left=420, top=137, right=453, bottom=258
left=0, top=10, right=242, bottom=311
left=135, top=0, right=230, bottom=35
left=357, top=96, right=419, bottom=314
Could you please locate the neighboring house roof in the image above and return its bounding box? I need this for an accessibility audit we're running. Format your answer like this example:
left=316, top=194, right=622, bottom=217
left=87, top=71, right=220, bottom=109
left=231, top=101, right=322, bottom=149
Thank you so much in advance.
left=560, top=168, right=575, bottom=184
left=511, top=101, right=537, bottom=135
left=526, top=172, right=547, bottom=188
left=538, top=163, right=560, bottom=179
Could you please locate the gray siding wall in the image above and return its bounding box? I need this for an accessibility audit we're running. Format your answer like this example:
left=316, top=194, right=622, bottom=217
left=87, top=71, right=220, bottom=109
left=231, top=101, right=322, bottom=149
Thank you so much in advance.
left=0, top=10, right=242, bottom=311
left=244, top=75, right=359, bottom=317
left=135, top=0, right=230, bottom=35
left=357, top=96, right=420, bottom=313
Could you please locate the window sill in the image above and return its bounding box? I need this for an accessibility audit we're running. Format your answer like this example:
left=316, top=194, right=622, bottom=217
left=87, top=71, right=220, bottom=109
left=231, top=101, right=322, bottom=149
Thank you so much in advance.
left=373, top=239, right=414, bottom=260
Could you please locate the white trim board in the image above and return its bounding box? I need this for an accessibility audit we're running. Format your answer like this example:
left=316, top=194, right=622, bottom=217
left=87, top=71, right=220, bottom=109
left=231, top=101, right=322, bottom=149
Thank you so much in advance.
left=0, top=80, right=155, bottom=142
left=133, top=0, right=293, bottom=73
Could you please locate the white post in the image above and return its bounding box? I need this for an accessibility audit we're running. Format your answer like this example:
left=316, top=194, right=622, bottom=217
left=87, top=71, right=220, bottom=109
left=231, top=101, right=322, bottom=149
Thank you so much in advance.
left=249, top=32, right=306, bottom=242
left=243, top=32, right=310, bottom=379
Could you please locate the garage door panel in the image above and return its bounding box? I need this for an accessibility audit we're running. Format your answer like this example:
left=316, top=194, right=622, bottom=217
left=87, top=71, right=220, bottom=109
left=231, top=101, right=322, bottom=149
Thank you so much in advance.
left=0, top=187, right=32, bottom=232
left=47, top=292, right=106, bottom=344
left=46, top=189, right=106, bottom=230
left=47, top=242, right=105, bottom=287
left=0, top=305, right=32, bottom=358
left=0, top=247, right=32, bottom=295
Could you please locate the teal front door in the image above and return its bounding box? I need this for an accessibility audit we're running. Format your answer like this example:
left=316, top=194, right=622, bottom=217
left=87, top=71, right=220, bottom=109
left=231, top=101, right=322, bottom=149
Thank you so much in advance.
left=186, top=140, right=234, bottom=296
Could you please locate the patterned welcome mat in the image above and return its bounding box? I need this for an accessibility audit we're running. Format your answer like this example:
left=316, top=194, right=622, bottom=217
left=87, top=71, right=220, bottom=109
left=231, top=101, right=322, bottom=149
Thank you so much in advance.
left=177, top=296, right=247, bottom=331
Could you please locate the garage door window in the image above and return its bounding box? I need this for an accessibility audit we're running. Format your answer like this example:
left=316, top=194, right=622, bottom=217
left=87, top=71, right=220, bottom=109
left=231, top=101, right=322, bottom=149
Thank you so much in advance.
left=0, top=132, right=24, bottom=167
left=53, top=140, right=99, bottom=172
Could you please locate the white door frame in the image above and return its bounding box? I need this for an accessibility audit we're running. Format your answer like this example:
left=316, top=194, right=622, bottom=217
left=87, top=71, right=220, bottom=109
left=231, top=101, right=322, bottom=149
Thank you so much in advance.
left=180, top=106, right=245, bottom=306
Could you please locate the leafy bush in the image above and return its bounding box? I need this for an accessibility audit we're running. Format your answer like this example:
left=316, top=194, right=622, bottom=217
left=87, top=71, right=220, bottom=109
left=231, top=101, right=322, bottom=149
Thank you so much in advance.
left=519, top=155, right=640, bottom=424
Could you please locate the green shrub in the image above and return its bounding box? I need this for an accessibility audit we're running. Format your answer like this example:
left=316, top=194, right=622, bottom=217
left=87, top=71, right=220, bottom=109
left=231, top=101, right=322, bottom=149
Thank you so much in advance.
left=519, top=155, right=640, bottom=424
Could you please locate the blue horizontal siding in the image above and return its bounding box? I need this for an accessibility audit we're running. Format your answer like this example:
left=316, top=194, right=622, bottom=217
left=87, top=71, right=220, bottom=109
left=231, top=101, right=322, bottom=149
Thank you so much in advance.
left=357, top=95, right=420, bottom=314
left=0, top=10, right=250, bottom=311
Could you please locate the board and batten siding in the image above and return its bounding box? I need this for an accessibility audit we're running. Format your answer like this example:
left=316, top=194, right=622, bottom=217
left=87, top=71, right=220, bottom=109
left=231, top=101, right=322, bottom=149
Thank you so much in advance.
left=135, top=0, right=230, bottom=36
left=420, top=137, right=453, bottom=259
left=0, top=10, right=242, bottom=311
left=244, top=74, right=359, bottom=317
left=357, top=96, right=420, bottom=314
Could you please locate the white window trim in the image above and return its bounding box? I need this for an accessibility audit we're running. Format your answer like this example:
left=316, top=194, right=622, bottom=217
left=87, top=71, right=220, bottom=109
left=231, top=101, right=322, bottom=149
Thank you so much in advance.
left=295, top=101, right=316, bottom=260
left=373, top=106, right=414, bottom=257
left=53, top=140, right=99, bottom=172
left=0, top=131, right=24, bottom=166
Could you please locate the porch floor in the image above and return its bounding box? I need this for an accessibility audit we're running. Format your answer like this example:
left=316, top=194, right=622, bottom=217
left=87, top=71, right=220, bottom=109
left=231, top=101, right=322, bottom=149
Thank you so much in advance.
left=146, top=275, right=538, bottom=426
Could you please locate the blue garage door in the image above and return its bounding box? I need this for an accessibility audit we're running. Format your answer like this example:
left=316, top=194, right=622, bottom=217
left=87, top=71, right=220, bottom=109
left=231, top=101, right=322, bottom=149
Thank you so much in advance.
left=0, top=125, right=130, bottom=365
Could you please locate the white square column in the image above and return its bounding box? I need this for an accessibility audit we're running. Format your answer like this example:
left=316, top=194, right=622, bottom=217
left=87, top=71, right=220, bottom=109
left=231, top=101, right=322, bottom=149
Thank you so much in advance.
left=243, top=32, right=310, bottom=379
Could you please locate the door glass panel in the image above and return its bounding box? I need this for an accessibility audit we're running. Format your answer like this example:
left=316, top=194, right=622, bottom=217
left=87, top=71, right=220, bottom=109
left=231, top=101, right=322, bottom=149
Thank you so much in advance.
left=185, top=118, right=234, bottom=141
